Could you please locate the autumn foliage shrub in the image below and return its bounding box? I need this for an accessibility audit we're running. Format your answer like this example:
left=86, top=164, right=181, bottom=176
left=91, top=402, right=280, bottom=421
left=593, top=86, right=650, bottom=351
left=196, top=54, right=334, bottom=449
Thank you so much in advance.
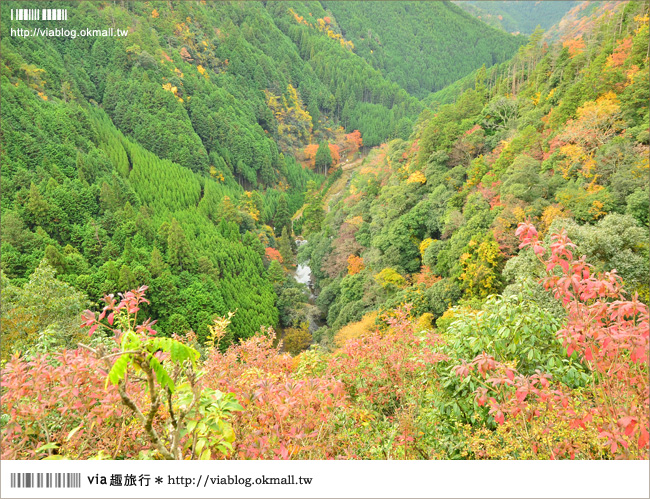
left=333, top=311, right=378, bottom=348
left=201, top=332, right=348, bottom=459
left=1, top=300, right=447, bottom=460
left=2, top=287, right=240, bottom=461
left=2, top=349, right=141, bottom=459
left=328, top=306, right=447, bottom=414
left=282, top=322, right=312, bottom=356
left=324, top=307, right=448, bottom=459
left=454, top=223, right=649, bottom=459
left=2, top=223, right=647, bottom=460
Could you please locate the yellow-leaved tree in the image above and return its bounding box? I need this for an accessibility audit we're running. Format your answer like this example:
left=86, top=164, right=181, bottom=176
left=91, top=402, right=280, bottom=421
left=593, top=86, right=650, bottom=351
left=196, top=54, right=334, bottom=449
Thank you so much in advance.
left=458, top=235, right=503, bottom=298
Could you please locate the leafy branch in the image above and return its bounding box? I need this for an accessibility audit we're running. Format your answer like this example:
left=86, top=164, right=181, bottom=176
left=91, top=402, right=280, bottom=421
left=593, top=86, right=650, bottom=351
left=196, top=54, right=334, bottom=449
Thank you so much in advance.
left=80, top=286, right=241, bottom=460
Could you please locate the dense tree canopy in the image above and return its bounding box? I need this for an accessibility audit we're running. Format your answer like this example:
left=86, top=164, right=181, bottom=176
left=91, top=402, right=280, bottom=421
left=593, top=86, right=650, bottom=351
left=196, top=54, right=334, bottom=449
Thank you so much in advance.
left=1, top=0, right=648, bottom=469
left=455, top=1, right=579, bottom=35
left=303, top=0, right=649, bottom=342
left=323, top=1, right=527, bottom=98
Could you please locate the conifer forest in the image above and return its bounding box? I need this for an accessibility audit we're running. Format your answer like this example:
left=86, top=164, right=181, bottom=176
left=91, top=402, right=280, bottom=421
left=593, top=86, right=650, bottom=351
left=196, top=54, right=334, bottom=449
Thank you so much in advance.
left=1, top=0, right=649, bottom=467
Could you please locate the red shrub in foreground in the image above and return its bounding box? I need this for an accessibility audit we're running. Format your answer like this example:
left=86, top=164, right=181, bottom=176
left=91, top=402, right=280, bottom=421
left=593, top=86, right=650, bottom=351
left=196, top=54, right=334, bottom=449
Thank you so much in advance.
left=202, top=333, right=348, bottom=459
left=328, top=306, right=447, bottom=412
left=455, top=223, right=649, bottom=459
left=1, top=305, right=444, bottom=460
left=2, top=349, right=146, bottom=459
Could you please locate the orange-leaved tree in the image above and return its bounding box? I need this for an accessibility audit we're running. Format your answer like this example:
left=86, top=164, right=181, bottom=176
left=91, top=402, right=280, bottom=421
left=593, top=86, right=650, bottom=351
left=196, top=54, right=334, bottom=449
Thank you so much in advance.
left=345, top=130, right=363, bottom=157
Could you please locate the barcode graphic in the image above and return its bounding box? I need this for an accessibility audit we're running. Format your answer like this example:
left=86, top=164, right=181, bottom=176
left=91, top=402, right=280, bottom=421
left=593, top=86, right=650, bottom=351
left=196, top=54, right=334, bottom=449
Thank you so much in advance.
left=10, top=473, right=81, bottom=488
left=10, top=9, right=68, bottom=21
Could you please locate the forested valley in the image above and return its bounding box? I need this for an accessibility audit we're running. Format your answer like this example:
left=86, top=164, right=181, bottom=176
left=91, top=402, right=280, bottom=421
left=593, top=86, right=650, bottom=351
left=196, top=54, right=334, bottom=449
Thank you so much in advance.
left=453, top=1, right=580, bottom=35
left=1, top=0, right=648, bottom=462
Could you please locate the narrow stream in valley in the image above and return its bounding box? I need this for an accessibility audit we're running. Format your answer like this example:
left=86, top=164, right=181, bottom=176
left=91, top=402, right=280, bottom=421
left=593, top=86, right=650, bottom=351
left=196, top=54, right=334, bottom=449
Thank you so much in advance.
left=292, top=240, right=323, bottom=336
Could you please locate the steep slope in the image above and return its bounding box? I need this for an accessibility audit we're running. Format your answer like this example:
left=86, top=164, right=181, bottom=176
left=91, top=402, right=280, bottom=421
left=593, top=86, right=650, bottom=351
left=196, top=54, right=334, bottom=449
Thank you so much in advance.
left=321, top=0, right=527, bottom=98
left=544, top=0, right=630, bottom=41
left=2, top=1, right=421, bottom=181
left=267, top=1, right=422, bottom=146
left=1, top=0, right=321, bottom=345
left=302, top=0, right=649, bottom=343
left=424, top=2, right=630, bottom=109
left=0, top=0, right=440, bottom=348
left=1, top=0, right=649, bottom=466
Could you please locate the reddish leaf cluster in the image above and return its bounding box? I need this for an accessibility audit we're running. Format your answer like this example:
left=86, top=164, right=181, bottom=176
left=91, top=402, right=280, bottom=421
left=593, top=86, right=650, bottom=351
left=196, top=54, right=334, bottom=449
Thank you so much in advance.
left=202, top=333, right=348, bottom=459
left=304, top=143, right=319, bottom=161
left=328, top=306, right=447, bottom=411
left=324, top=221, right=362, bottom=278
left=464, top=124, right=482, bottom=136
left=413, top=265, right=441, bottom=287
left=328, top=143, right=340, bottom=166
left=607, top=36, right=633, bottom=68
left=563, top=36, right=586, bottom=57
left=2, top=350, right=146, bottom=459
left=344, top=130, right=363, bottom=156
left=455, top=224, right=649, bottom=459
left=476, top=180, right=502, bottom=209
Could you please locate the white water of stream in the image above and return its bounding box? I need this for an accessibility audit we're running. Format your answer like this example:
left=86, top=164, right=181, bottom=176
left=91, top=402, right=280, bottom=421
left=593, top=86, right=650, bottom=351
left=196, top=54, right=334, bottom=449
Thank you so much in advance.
left=292, top=240, right=322, bottom=333
left=294, top=262, right=311, bottom=286
left=294, top=263, right=314, bottom=299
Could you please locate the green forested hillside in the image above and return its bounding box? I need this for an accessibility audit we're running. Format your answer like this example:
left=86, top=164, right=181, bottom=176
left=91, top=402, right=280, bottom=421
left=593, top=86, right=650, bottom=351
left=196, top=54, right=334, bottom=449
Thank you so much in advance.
left=302, top=0, right=649, bottom=344
left=322, top=1, right=526, bottom=98
left=453, top=0, right=579, bottom=35
left=1, top=0, right=448, bottom=349
left=1, top=0, right=649, bottom=466
left=266, top=0, right=422, bottom=146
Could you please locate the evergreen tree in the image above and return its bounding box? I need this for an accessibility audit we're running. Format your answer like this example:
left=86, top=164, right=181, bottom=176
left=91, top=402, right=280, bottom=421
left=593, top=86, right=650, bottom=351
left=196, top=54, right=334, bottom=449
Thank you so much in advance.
left=118, top=264, right=137, bottom=291
left=278, top=227, right=295, bottom=267
left=274, top=194, right=291, bottom=237
left=149, top=247, right=166, bottom=278
left=267, top=259, right=286, bottom=285
left=167, top=219, right=193, bottom=272
left=44, top=245, right=66, bottom=274
left=122, top=240, right=136, bottom=264
left=315, top=142, right=333, bottom=175
left=301, top=181, right=325, bottom=236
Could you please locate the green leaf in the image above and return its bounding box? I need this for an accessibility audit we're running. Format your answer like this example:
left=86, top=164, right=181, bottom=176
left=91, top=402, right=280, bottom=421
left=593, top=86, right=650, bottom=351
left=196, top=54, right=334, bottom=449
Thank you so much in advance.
left=168, top=340, right=199, bottom=364
left=36, top=442, right=60, bottom=453
left=66, top=424, right=83, bottom=441
left=149, top=355, right=175, bottom=391
left=121, top=331, right=139, bottom=350
left=170, top=339, right=181, bottom=362
left=107, top=354, right=131, bottom=387
left=195, top=438, right=206, bottom=456
left=223, top=400, right=244, bottom=413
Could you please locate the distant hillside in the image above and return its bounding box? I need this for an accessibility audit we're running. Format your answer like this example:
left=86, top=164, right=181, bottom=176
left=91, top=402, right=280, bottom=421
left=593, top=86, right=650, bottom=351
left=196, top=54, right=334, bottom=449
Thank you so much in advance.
left=322, top=1, right=527, bottom=99
left=544, top=1, right=629, bottom=41
left=453, top=1, right=580, bottom=35
left=425, top=1, right=634, bottom=109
